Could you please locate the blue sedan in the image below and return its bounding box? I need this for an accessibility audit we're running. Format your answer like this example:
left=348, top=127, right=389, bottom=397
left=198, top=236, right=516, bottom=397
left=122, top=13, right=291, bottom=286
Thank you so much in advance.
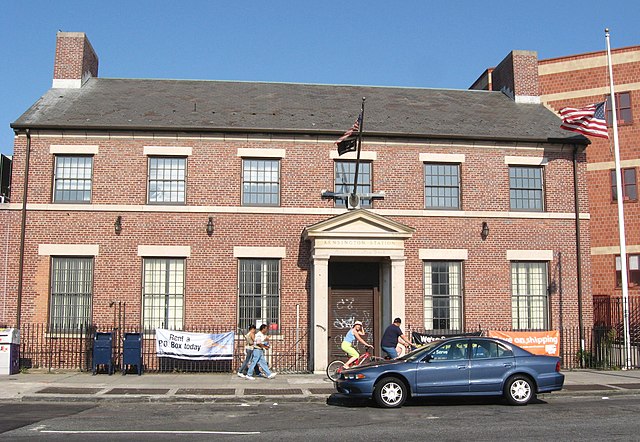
left=334, top=336, right=564, bottom=408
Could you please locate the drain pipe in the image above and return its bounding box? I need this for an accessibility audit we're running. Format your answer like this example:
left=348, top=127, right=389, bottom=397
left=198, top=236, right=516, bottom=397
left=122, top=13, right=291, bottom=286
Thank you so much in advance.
left=16, top=129, right=31, bottom=329
left=573, top=146, right=585, bottom=368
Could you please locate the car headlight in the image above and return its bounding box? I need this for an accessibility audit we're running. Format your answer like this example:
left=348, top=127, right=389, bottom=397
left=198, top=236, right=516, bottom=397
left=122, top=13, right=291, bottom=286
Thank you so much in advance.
left=343, top=373, right=366, bottom=380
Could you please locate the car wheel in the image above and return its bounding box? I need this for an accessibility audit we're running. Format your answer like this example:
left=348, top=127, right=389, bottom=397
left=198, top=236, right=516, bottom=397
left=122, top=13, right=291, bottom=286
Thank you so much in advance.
left=374, top=377, right=407, bottom=408
left=326, top=360, right=345, bottom=382
left=504, top=374, right=535, bottom=405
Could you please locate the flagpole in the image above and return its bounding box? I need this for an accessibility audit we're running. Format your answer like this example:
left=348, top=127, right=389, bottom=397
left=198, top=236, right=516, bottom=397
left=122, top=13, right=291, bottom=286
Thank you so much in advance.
left=605, top=28, right=632, bottom=370
left=350, top=97, right=366, bottom=207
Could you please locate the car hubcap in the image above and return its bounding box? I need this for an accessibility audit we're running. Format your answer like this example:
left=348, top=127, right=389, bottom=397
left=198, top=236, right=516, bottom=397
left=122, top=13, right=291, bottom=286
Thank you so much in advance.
left=511, top=380, right=531, bottom=401
left=381, top=382, right=402, bottom=405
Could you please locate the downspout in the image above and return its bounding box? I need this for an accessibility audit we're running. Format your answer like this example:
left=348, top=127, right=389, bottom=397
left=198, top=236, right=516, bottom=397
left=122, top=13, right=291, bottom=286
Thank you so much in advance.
left=16, top=129, right=31, bottom=329
left=573, top=146, right=585, bottom=368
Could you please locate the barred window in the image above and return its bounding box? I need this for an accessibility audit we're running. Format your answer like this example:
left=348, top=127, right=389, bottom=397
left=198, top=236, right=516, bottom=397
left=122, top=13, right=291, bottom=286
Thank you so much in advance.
left=53, top=156, right=93, bottom=202
left=424, top=163, right=460, bottom=209
left=50, top=257, right=93, bottom=331
left=238, top=259, right=280, bottom=332
left=148, top=157, right=186, bottom=204
left=509, top=166, right=544, bottom=211
left=511, top=262, right=548, bottom=330
left=242, top=159, right=280, bottom=206
left=424, top=261, right=462, bottom=331
left=334, top=161, right=371, bottom=208
left=143, top=258, right=185, bottom=331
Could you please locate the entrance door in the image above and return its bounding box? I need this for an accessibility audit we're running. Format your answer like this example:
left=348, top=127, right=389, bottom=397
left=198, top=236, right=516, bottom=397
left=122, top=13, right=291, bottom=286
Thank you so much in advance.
left=328, top=288, right=378, bottom=361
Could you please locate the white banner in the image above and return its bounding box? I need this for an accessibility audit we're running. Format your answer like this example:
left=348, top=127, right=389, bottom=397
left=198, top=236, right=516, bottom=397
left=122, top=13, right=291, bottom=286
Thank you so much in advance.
left=155, top=329, right=234, bottom=360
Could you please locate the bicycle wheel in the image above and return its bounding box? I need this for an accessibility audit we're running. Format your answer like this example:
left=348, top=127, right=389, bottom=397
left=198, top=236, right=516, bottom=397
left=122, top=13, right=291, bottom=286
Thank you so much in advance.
left=326, top=360, right=345, bottom=381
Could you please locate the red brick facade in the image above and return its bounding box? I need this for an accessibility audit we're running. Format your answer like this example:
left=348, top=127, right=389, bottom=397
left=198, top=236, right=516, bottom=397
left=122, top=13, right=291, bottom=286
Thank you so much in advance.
left=538, top=45, right=640, bottom=301
left=1, top=33, right=593, bottom=370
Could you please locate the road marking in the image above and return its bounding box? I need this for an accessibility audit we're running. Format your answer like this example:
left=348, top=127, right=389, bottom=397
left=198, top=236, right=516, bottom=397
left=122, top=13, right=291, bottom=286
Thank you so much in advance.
left=40, top=430, right=260, bottom=435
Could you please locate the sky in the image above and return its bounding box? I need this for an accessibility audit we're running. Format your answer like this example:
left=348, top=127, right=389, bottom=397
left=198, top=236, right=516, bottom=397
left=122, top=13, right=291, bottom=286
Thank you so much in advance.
left=1, top=0, right=639, bottom=156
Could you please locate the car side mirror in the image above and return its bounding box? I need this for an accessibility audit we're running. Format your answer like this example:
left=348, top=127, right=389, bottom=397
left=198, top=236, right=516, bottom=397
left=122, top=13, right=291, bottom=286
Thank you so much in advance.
left=422, top=354, right=433, bottom=363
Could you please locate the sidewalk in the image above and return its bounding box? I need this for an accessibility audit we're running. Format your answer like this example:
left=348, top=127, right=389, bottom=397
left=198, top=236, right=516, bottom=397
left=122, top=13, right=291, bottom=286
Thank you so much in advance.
left=1, top=369, right=640, bottom=403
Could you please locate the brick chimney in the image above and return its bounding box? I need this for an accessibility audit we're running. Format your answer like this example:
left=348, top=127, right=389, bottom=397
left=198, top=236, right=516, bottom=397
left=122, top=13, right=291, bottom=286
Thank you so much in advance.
left=471, top=50, right=540, bottom=104
left=52, top=32, right=99, bottom=88
left=490, top=50, right=540, bottom=103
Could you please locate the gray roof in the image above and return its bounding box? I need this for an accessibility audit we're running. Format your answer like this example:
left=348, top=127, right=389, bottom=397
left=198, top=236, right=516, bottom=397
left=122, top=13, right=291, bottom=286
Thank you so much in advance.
left=12, top=78, right=588, bottom=144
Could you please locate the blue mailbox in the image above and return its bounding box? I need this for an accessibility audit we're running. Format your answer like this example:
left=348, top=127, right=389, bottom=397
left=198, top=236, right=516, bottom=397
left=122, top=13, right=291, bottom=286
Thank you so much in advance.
left=92, top=331, right=114, bottom=375
left=122, top=332, right=143, bottom=375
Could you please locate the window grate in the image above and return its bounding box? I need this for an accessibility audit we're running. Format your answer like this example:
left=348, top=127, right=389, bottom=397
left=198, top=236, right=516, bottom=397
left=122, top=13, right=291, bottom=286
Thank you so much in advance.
left=238, top=259, right=280, bottom=331
left=143, top=258, right=185, bottom=331
left=50, top=257, right=93, bottom=330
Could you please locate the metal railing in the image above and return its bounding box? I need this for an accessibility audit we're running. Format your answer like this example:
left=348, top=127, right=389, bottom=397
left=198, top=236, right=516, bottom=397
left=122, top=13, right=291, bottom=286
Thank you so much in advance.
left=16, top=323, right=310, bottom=374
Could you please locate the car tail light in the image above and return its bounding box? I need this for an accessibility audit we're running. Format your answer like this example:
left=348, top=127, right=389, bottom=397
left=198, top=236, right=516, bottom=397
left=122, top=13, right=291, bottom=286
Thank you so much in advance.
left=555, top=361, right=561, bottom=372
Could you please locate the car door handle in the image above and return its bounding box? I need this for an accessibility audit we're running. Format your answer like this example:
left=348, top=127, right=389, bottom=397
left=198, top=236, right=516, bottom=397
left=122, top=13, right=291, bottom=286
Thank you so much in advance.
left=503, top=363, right=512, bottom=368
left=457, top=365, right=467, bottom=370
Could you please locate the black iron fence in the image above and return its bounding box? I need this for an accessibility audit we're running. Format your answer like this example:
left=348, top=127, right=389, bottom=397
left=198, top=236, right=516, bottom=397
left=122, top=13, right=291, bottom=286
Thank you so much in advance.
left=13, top=322, right=639, bottom=373
left=17, top=324, right=309, bottom=374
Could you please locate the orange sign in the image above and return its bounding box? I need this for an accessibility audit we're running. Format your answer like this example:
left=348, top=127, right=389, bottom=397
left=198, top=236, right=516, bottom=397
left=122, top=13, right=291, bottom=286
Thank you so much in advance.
left=488, top=330, right=560, bottom=357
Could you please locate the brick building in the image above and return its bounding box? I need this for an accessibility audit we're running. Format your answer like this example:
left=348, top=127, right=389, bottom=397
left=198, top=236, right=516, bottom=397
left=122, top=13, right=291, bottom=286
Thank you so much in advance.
left=473, top=44, right=640, bottom=326
left=2, top=32, right=592, bottom=372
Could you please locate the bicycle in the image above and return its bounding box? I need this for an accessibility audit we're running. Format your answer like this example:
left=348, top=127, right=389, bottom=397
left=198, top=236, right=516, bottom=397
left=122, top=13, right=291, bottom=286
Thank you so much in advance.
left=326, top=345, right=383, bottom=381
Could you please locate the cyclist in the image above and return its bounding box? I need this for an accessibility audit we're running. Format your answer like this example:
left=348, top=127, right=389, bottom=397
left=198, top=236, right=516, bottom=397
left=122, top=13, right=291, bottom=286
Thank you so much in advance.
left=341, top=320, right=372, bottom=369
left=381, top=317, right=412, bottom=359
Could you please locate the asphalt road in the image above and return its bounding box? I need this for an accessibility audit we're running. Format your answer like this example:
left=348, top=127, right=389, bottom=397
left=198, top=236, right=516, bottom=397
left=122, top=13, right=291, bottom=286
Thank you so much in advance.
left=2, top=394, right=640, bottom=441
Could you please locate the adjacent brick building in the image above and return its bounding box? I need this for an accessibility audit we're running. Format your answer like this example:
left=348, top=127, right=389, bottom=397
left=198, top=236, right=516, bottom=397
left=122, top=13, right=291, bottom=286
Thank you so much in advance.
left=2, top=32, right=592, bottom=371
left=473, top=44, right=640, bottom=327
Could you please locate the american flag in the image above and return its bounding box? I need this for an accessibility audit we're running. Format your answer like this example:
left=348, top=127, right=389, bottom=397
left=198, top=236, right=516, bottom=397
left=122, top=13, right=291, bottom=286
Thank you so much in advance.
left=336, top=112, right=362, bottom=155
left=559, top=102, right=609, bottom=139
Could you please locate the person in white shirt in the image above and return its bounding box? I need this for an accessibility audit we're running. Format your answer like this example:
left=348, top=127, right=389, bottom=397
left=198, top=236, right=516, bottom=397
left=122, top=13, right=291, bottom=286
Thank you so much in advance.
left=246, top=324, right=276, bottom=380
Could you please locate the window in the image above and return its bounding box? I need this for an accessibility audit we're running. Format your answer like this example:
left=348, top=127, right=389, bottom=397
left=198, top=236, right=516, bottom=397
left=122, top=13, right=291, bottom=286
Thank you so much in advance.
left=148, top=157, right=186, bottom=204
left=143, top=258, right=185, bottom=331
left=606, top=92, right=632, bottom=125
left=238, top=259, right=280, bottom=332
left=611, top=168, right=637, bottom=202
left=470, top=340, right=513, bottom=359
left=509, top=166, right=543, bottom=211
left=616, top=255, right=640, bottom=287
left=430, top=340, right=468, bottom=361
left=511, top=262, right=548, bottom=330
left=53, top=156, right=93, bottom=202
left=424, top=261, right=462, bottom=331
left=50, top=257, right=93, bottom=330
left=242, top=159, right=280, bottom=206
left=334, top=161, right=371, bottom=208
left=424, top=163, right=460, bottom=209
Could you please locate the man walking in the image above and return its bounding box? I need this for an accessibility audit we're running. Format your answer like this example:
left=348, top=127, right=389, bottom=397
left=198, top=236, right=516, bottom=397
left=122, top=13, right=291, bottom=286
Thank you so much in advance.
left=380, top=318, right=412, bottom=359
left=246, top=324, right=276, bottom=380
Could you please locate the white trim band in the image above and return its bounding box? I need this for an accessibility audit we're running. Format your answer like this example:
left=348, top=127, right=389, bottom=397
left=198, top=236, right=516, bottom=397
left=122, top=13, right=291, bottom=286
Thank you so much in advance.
left=38, top=244, right=100, bottom=256
left=138, top=245, right=191, bottom=257
left=419, top=249, right=468, bottom=260
left=237, top=148, right=286, bottom=158
left=50, top=145, right=99, bottom=155
left=144, top=146, right=193, bottom=156
left=504, top=156, right=548, bottom=166
left=507, top=250, right=554, bottom=261
left=233, top=246, right=286, bottom=258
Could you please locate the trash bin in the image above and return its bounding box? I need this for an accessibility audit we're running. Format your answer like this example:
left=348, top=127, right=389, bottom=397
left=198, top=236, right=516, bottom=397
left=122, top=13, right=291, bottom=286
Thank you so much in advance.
left=92, top=331, right=114, bottom=375
left=0, top=328, right=20, bottom=375
left=122, top=332, right=143, bottom=375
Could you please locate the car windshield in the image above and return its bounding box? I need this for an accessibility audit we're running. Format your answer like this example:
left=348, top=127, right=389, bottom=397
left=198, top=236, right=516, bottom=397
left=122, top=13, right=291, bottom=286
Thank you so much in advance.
left=399, top=341, right=442, bottom=362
